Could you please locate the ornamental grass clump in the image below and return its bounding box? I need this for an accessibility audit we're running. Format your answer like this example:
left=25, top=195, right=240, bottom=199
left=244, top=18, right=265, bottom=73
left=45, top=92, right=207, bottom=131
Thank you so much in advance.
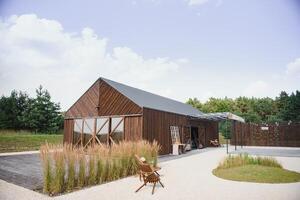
left=40, top=140, right=160, bottom=195
left=40, top=144, right=52, bottom=194
left=77, top=148, right=86, bottom=188
left=87, top=146, right=96, bottom=185
left=217, top=154, right=282, bottom=169
left=64, top=145, right=76, bottom=191
left=52, top=147, right=65, bottom=194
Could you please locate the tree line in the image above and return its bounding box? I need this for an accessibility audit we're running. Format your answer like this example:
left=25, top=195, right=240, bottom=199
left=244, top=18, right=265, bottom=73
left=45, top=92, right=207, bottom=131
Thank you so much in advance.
left=187, top=90, right=300, bottom=124
left=0, top=86, right=64, bottom=133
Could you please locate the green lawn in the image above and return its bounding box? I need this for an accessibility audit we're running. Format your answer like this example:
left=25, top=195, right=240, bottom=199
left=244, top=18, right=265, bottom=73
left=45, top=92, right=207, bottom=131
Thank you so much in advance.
left=0, top=130, right=63, bottom=153
left=213, top=165, right=300, bottom=183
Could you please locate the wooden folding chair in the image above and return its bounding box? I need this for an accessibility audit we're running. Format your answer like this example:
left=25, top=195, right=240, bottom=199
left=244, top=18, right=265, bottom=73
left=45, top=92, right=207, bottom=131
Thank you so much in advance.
left=210, top=139, right=220, bottom=147
left=135, top=155, right=161, bottom=180
left=135, top=163, right=164, bottom=195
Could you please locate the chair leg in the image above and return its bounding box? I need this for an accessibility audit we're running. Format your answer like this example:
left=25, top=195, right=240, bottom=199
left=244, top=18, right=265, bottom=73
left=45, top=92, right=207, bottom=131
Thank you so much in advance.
left=135, top=183, right=146, bottom=193
left=152, top=182, right=156, bottom=195
left=159, top=180, right=164, bottom=188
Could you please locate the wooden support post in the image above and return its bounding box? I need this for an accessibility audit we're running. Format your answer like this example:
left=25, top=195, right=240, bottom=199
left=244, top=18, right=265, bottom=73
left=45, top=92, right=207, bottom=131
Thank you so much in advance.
left=93, top=118, right=97, bottom=146
left=108, top=117, right=112, bottom=146
left=231, top=120, right=236, bottom=151
left=241, top=123, right=243, bottom=149
left=81, top=119, right=84, bottom=147
left=181, top=125, right=184, bottom=143
left=226, top=119, right=228, bottom=154
left=204, top=126, right=207, bottom=147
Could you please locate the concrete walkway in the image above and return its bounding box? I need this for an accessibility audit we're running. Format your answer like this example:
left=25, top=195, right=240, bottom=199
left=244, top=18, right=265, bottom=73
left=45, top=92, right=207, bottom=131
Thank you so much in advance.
left=1, top=147, right=300, bottom=200
left=230, top=146, right=300, bottom=157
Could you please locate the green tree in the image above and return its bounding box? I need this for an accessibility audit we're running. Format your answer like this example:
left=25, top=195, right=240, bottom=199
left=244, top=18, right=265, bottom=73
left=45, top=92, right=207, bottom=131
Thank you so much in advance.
left=276, top=91, right=300, bottom=122
left=23, top=86, right=63, bottom=133
left=186, top=98, right=203, bottom=111
left=0, top=91, right=30, bottom=129
left=186, top=91, right=300, bottom=124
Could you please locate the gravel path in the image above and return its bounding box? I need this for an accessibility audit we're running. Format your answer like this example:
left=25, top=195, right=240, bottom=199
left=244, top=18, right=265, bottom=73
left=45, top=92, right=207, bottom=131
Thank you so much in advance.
left=1, top=147, right=300, bottom=200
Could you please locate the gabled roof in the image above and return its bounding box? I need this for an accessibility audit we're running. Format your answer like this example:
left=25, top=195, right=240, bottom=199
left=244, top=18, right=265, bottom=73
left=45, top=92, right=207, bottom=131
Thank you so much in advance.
left=101, top=77, right=203, bottom=116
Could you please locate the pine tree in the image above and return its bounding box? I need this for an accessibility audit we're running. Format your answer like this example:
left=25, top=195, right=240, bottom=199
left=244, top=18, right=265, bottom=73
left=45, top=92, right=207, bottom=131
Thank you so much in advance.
left=24, top=86, right=63, bottom=133
left=0, top=91, right=30, bottom=129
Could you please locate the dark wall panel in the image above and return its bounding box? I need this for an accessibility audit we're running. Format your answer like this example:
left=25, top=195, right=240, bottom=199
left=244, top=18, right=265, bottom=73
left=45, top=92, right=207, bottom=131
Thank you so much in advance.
left=142, top=108, right=188, bottom=155
left=124, top=116, right=142, bottom=141
left=63, top=119, right=74, bottom=144
left=188, top=119, right=219, bottom=147
left=231, top=122, right=300, bottom=147
left=98, top=81, right=142, bottom=116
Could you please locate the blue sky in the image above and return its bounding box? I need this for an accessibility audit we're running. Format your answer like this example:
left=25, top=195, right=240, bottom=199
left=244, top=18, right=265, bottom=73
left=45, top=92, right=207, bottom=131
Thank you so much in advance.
left=0, top=0, right=300, bottom=110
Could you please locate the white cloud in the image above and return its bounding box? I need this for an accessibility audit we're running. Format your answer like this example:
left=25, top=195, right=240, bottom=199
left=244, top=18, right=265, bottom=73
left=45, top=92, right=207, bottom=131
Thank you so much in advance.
left=242, top=81, right=269, bottom=97
left=0, top=14, right=181, bottom=110
left=286, top=58, right=300, bottom=78
left=176, top=58, right=189, bottom=64
left=187, top=0, right=223, bottom=7
left=188, top=0, right=209, bottom=6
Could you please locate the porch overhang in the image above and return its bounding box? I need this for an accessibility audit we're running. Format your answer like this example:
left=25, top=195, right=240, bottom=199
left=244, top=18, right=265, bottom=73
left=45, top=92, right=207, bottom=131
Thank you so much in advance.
left=191, top=112, right=245, bottom=123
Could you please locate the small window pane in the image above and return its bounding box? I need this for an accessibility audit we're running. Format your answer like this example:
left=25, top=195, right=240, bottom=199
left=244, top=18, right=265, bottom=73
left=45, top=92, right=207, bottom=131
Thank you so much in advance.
left=83, top=118, right=94, bottom=135
left=73, top=119, right=83, bottom=144
left=111, top=117, right=124, bottom=143
left=96, top=118, right=109, bottom=135
left=74, top=119, right=83, bottom=133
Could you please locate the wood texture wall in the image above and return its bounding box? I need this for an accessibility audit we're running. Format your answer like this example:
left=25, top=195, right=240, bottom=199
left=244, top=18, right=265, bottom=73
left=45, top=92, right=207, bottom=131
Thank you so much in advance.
left=231, top=122, right=300, bottom=147
left=63, top=119, right=74, bottom=144
left=65, top=79, right=142, bottom=118
left=142, top=108, right=188, bottom=155
left=124, top=116, right=142, bottom=141
left=98, top=81, right=142, bottom=116
left=142, top=108, right=219, bottom=154
left=189, top=119, right=219, bottom=147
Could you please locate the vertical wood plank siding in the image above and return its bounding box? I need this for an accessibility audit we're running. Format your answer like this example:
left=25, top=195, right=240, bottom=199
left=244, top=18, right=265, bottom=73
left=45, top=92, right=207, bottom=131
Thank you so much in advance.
left=231, top=122, right=300, bottom=147
left=142, top=108, right=220, bottom=155
left=189, top=119, right=219, bottom=147
left=142, top=108, right=188, bottom=155
left=98, top=81, right=142, bottom=116
left=124, top=116, right=142, bottom=141
left=63, top=119, right=74, bottom=144
left=204, top=121, right=219, bottom=146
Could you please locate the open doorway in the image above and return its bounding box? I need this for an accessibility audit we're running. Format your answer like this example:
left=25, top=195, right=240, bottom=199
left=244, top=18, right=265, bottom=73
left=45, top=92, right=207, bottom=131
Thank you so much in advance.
left=191, top=126, right=199, bottom=149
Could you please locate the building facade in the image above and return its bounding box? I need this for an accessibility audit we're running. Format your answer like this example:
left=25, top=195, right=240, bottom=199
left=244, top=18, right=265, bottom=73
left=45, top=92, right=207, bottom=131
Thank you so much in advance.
left=64, top=78, right=219, bottom=155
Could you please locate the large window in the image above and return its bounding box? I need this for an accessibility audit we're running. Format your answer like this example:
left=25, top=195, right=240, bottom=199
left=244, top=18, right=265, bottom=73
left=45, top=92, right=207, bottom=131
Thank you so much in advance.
left=73, top=119, right=83, bottom=144
left=83, top=118, right=94, bottom=135
left=111, top=117, right=124, bottom=143
left=72, top=116, right=125, bottom=146
left=96, top=117, right=109, bottom=144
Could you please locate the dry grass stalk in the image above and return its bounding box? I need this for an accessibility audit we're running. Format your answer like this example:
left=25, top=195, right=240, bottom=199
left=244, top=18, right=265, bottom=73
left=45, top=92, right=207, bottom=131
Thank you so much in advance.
left=40, top=140, right=160, bottom=195
left=217, top=154, right=282, bottom=169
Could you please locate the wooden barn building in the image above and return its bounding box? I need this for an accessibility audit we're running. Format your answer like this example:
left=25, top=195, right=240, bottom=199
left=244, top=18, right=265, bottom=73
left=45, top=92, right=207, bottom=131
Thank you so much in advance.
left=64, top=77, right=228, bottom=155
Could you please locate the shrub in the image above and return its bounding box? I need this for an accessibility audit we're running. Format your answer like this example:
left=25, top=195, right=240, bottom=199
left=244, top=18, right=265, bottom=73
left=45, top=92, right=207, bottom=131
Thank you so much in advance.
left=217, top=154, right=282, bottom=169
